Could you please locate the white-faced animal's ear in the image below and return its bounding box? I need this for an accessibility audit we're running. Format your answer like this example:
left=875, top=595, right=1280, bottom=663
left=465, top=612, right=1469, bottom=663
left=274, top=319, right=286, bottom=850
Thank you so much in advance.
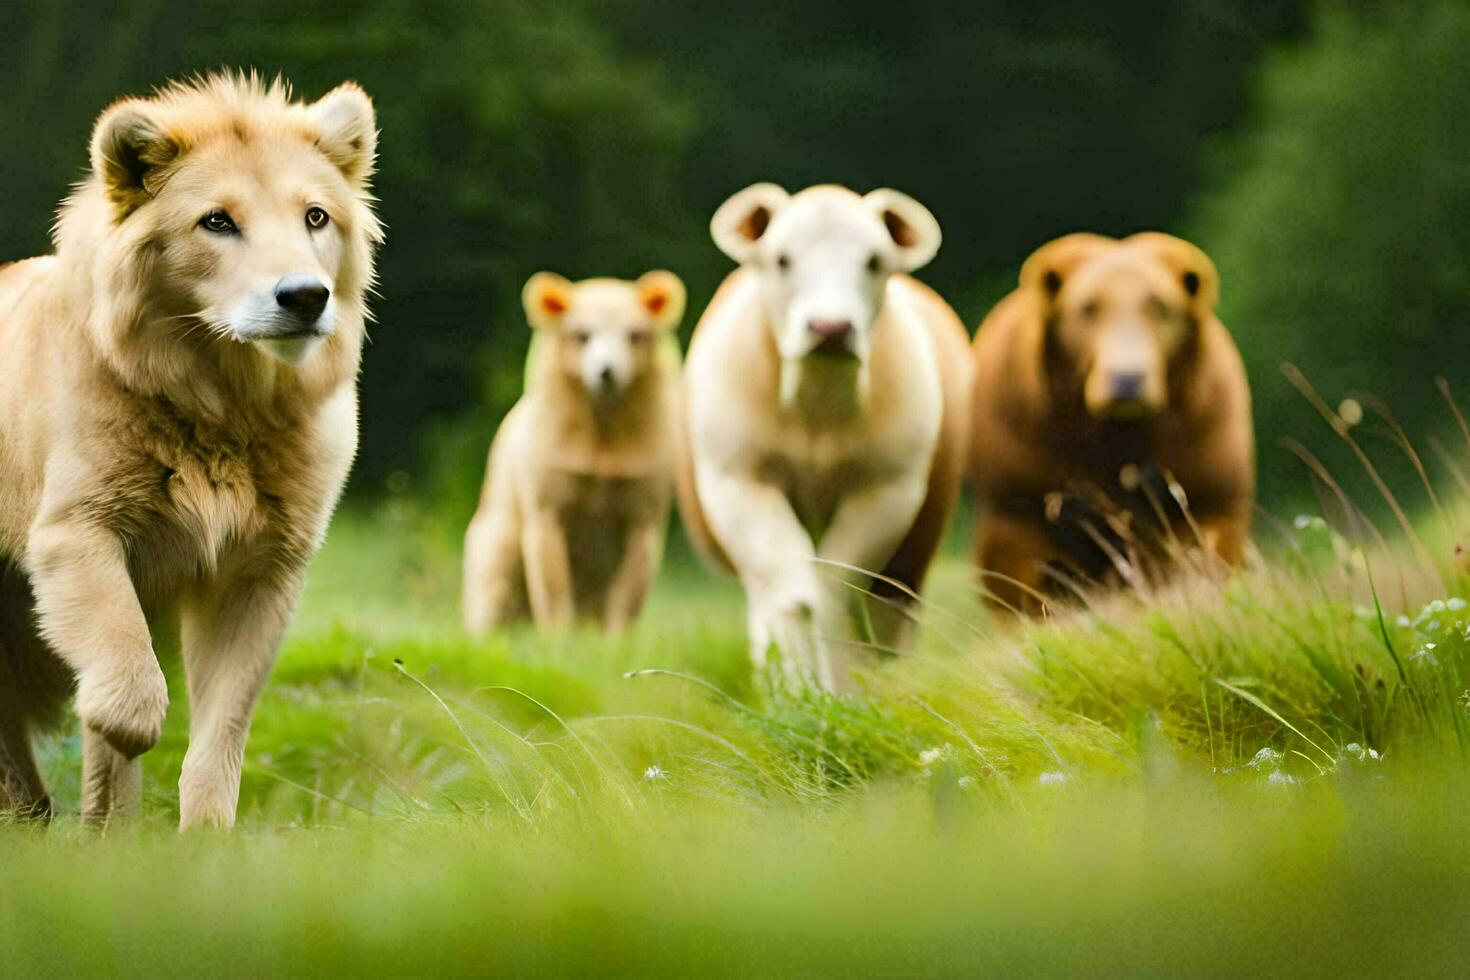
left=309, top=82, right=377, bottom=186
left=710, top=183, right=790, bottom=264
left=522, top=272, right=576, bottom=330
left=864, top=189, right=942, bottom=272
left=1020, top=232, right=1115, bottom=301
left=635, top=270, right=687, bottom=331
left=90, top=99, right=180, bottom=217
left=1128, top=232, right=1220, bottom=312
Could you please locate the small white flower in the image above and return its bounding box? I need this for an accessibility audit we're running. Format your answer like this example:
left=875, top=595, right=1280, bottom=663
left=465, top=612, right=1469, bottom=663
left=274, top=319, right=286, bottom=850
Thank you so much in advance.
left=643, top=765, right=667, bottom=781
left=1448, top=598, right=1467, bottom=612
left=919, top=747, right=946, bottom=767
left=1246, top=747, right=1285, bottom=771
left=1038, top=771, right=1069, bottom=786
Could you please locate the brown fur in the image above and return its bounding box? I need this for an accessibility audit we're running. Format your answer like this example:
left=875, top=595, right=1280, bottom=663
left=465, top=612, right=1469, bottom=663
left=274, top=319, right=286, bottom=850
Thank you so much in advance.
left=969, top=232, right=1253, bottom=612
left=0, top=74, right=379, bottom=828
left=463, top=273, right=684, bottom=634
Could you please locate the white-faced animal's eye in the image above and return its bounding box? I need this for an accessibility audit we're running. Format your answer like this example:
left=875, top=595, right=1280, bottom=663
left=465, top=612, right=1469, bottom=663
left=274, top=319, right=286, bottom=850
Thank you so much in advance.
left=777, top=254, right=791, bottom=272
left=199, top=209, right=238, bottom=235
left=629, top=331, right=651, bottom=347
left=305, top=206, right=330, bottom=230
left=867, top=253, right=882, bottom=274
left=1081, top=300, right=1102, bottom=321
left=569, top=330, right=591, bottom=346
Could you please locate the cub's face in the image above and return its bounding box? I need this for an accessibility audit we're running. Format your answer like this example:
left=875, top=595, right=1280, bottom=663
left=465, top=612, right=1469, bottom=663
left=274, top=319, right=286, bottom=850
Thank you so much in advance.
left=709, top=184, right=941, bottom=368
left=89, top=81, right=379, bottom=366
left=1029, top=233, right=1220, bottom=420
left=523, top=272, right=686, bottom=400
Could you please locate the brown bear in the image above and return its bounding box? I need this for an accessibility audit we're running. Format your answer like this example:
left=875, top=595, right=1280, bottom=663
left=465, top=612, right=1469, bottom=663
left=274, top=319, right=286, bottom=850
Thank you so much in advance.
left=969, top=232, right=1254, bottom=612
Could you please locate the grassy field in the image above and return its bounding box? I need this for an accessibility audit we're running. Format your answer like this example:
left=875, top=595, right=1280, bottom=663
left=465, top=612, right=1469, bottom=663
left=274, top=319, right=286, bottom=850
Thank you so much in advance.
left=5, top=491, right=1470, bottom=975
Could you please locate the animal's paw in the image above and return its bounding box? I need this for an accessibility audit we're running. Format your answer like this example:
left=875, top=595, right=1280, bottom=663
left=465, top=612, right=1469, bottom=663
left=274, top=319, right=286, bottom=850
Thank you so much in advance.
left=75, top=658, right=169, bottom=759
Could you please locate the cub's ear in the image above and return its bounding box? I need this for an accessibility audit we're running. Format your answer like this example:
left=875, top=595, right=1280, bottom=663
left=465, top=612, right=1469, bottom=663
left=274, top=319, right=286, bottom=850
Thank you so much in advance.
left=1020, top=232, right=1115, bottom=300
left=309, top=82, right=377, bottom=186
left=90, top=99, right=179, bottom=217
left=864, top=189, right=941, bottom=272
left=522, top=272, right=576, bottom=330
left=635, top=270, right=686, bottom=331
left=710, top=183, right=789, bottom=264
left=1129, top=232, right=1220, bottom=311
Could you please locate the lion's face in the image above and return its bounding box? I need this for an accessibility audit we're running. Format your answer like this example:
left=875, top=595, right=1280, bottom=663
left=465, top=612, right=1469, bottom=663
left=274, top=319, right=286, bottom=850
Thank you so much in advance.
left=84, top=77, right=380, bottom=368
left=523, top=271, right=686, bottom=401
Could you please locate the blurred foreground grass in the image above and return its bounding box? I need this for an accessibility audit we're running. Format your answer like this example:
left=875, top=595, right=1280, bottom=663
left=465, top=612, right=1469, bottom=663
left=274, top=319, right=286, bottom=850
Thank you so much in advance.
left=6, top=498, right=1470, bottom=975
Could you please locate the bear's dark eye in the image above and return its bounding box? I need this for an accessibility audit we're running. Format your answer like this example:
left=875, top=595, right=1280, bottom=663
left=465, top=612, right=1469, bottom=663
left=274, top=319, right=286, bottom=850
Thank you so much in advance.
left=305, top=206, right=330, bottom=230
left=199, top=210, right=238, bottom=235
left=777, top=254, right=791, bottom=272
left=866, top=253, right=882, bottom=274
left=1081, top=300, right=1102, bottom=320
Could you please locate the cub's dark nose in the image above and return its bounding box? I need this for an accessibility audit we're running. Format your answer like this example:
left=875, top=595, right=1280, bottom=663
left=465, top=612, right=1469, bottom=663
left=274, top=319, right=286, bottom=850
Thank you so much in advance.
left=275, top=274, right=330, bottom=324
left=599, top=365, right=615, bottom=387
left=1111, top=372, right=1146, bottom=401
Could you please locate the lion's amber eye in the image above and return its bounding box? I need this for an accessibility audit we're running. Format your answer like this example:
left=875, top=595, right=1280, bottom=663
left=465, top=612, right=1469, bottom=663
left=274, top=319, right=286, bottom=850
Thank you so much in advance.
left=200, top=210, right=238, bottom=235
left=305, top=206, right=330, bottom=230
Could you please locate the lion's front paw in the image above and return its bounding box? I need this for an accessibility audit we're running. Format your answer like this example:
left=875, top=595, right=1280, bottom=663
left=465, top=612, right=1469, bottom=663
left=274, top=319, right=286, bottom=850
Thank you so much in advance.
left=75, top=658, right=169, bottom=759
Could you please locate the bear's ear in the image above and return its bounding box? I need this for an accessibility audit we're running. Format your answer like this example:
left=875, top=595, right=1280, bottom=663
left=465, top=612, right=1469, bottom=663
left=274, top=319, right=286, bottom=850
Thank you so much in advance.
left=90, top=99, right=180, bottom=217
left=522, top=272, right=575, bottom=330
left=711, top=183, right=789, bottom=264
left=864, top=189, right=941, bottom=272
left=1129, top=232, right=1220, bottom=312
left=309, top=82, right=377, bottom=187
left=1020, top=233, right=1115, bottom=300
left=636, top=270, right=686, bottom=331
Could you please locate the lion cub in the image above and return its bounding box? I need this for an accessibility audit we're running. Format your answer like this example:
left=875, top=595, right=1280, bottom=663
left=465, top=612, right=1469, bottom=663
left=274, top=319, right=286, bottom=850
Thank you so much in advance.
left=463, top=272, right=685, bottom=634
left=0, top=74, right=378, bottom=829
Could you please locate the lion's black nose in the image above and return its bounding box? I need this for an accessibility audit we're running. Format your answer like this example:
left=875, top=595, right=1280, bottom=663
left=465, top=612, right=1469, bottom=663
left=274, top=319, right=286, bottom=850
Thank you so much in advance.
left=275, top=274, right=330, bottom=323
left=1111, top=372, right=1146, bottom=401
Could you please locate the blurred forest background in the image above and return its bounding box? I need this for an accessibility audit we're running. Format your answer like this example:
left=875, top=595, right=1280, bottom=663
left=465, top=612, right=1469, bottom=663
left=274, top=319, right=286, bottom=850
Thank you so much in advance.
left=2, top=0, right=1466, bottom=516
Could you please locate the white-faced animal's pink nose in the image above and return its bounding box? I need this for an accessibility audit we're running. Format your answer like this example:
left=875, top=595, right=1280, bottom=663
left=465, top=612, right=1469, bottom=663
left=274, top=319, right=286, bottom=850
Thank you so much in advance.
left=807, top=318, right=853, bottom=340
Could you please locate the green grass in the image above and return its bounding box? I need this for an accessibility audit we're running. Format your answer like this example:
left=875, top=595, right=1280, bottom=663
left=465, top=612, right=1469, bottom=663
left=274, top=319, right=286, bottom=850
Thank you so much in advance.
left=6, top=498, right=1470, bottom=976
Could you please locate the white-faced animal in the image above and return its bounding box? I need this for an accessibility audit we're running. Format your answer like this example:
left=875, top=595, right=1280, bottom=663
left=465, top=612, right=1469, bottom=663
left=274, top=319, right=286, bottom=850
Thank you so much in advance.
left=676, top=184, right=972, bottom=691
left=463, top=271, right=686, bottom=634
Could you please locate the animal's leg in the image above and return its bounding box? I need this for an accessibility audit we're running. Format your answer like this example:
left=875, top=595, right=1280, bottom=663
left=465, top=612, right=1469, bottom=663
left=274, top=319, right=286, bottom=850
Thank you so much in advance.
left=974, top=512, right=1061, bottom=616
left=694, top=463, right=823, bottom=687
left=463, top=508, right=524, bottom=635
left=27, top=518, right=168, bottom=761
left=176, top=568, right=301, bottom=830
left=815, top=476, right=931, bottom=686
left=81, top=726, right=142, bottom=827
left=0, top=714, right=50, bottom=820
left=522, top=507, right=575, bottom=631
left=601, top=522, right=663, bottom=633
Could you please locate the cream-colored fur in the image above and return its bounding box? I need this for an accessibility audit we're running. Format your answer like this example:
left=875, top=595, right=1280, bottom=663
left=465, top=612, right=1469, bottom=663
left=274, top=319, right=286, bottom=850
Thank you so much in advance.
left=463, top=272, right=685, bottom=634
left=677, top=184, right=971, bottom=691
left=0, top=74, right=380, bottom=829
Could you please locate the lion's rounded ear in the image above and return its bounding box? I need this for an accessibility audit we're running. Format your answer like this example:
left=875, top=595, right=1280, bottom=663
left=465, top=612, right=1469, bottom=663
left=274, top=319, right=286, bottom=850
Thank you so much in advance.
left=522, top=272, right=575, bottom=330
left=309, top=82, right=377, bottom=186
left=636, top=270, right=686, bottom=331
left=1020, top=233, right=1115, bottom=300
left=90, top=99, right=178, bottom=217
left=1129, top=232, right=1220, bottom=311
left=710, top=183, right=789, bottom=264
left=864, top=189, right=941, bottom=272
